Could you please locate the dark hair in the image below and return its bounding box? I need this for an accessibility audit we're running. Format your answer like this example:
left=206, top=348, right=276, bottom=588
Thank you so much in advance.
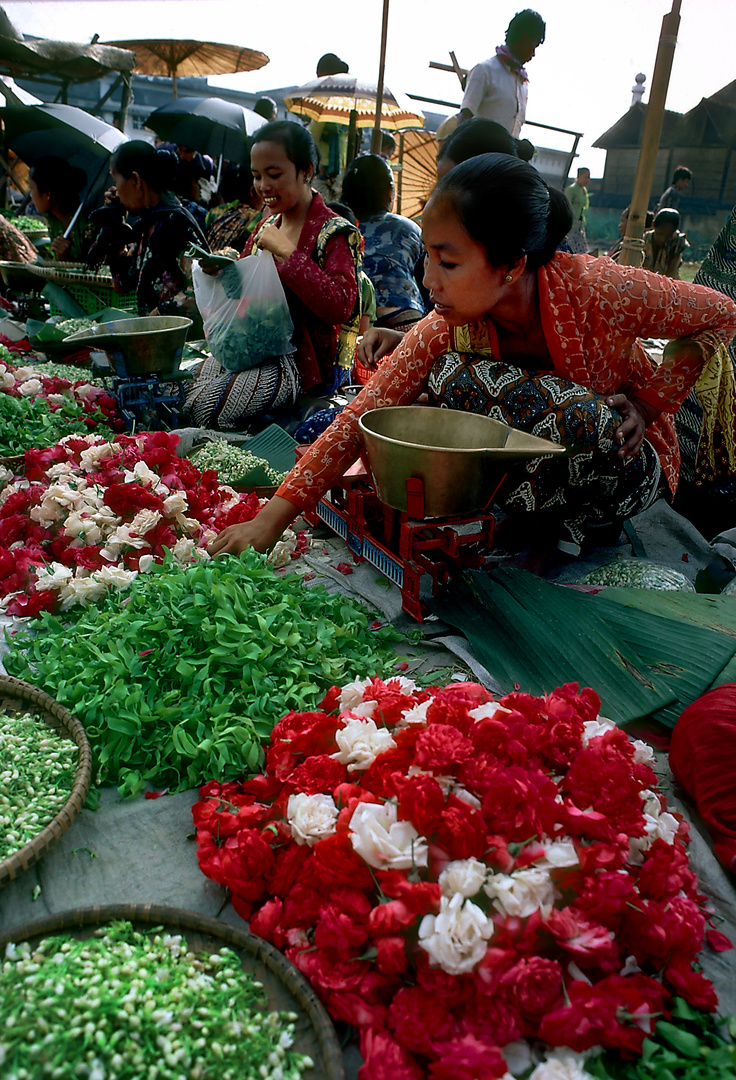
left=29, top=156, right=86, bottom=214
left=576, top=166, right=590, bottom=178
left=506, top=9, right=546, bottom=46
left=316, top=52, right=349, bottom=76
left=438, top=117, right=519, bottom=166
left=672, top=166, right=692, bottom=184
left=250, top=120, right=318, bottom=176
left=219, top=164, right=256, bottom=205
left=340, top=154, right=394, bottom=219
left=431, top=153, right=571, bottom=269
left=515, top=137, right=536, bottom=162
left=110, top=140, right=178, bottom=192
left=325, top=201, right=357, bottom=227
left=253, top=96, right=277, bottom=121
left=380, top=131, right=397, bottom=155
left=654, top=208, right=681, bottom=230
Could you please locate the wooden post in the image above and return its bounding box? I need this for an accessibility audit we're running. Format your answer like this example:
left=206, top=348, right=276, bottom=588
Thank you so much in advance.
left=619, top=0, right=682, bottom=267
left=371, top=0, right=390, bottom=155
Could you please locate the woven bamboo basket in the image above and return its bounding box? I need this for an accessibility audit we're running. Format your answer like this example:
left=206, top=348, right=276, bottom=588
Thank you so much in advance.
left=0, top=903, right=346, bottom=1079
left=0, top=452, right=25, bottom=473
left=0, top=675, right=93, bottom=889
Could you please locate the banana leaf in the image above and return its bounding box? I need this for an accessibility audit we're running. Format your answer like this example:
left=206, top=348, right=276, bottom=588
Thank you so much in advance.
left=433, top=569, right=736, bottom=727
left=433, top=569, right=677, bottom=724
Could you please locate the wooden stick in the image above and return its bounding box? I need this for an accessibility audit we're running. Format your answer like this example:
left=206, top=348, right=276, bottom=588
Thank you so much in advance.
left=371, top=0, right=391, bottom=155
left=619, top=0, right=682, bottom=267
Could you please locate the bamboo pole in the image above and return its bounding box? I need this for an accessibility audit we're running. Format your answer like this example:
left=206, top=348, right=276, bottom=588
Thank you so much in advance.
left=370, top=0, right=390, bottom=155
left=618, top=0, right=682, bottom=267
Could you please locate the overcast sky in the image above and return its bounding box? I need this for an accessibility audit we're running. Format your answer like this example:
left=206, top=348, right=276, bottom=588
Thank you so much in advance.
left=5, top=0, right=734, bottom=175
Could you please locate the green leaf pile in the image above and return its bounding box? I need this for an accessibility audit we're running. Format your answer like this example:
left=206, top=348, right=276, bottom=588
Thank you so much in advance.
left=589, top=998, right=736, bottom=1080
left=4, top=551, right=402, bottom=799
left=0, top=392, right=114, bottom=456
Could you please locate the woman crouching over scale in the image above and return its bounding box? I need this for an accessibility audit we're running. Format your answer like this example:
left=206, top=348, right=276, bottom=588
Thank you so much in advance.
left=209, top=154, right=736, bottom=573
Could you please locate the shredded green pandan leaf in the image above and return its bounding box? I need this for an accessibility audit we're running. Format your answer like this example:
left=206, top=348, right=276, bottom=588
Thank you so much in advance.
left=4, top=551, right=402, bottom=798
left=0, top=393, right=114, bottom=456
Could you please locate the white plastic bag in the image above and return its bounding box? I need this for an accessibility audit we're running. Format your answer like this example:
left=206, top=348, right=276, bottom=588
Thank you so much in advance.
left=192, top=249, right=294, bottom=372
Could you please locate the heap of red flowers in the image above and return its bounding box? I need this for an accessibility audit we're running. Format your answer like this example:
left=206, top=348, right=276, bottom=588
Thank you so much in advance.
left=192, top=677, right=730, bottom=1080
left=0, top=430, right=294, bottom=617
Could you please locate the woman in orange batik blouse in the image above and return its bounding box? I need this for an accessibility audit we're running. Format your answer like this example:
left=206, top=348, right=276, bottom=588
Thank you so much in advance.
left=209, top=155, right=736, bottom=572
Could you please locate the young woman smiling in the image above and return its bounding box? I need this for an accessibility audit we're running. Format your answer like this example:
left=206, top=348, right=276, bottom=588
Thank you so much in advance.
left=209, top=154, right=736, bottom=569
left=184, top=121, right=361, bottom=429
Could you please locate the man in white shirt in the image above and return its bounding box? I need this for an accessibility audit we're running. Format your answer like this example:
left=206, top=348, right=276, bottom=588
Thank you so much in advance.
left=459, top=9, right=546, bottom=137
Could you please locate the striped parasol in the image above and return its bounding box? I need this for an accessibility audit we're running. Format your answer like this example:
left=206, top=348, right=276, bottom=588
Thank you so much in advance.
left=395, top=128, right=438, bottom=220
left=283, top=75, right=424, bottom=131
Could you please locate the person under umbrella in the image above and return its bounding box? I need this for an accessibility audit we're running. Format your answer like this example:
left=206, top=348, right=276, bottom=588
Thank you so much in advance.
left=102, top=140, right=208, bottom=317
left=28, top=157, right=92, bottom=261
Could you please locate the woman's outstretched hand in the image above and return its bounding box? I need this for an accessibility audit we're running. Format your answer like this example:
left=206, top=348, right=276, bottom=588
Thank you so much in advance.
left=606, top=393, right=660, bottom=461
left=207, top=495, right=299, bottom=557
left=357, top=327, right=404, bottom=368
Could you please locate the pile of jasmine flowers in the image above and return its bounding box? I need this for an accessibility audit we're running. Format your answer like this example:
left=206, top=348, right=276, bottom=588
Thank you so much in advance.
left=0, top=710, right=78, bottom=861
left=0, top=921, right=314, bottom=1080
left=189, top=442, right=287, bottom=487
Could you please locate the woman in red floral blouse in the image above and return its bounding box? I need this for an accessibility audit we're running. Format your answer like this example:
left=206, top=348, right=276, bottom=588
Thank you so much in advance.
left=210, top=155, right=736, bottom=568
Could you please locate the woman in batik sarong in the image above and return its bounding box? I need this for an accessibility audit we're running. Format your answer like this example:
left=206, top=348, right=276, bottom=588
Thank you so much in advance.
left=183, top=121, right=360, bottom=430
left=209, top=155, right=736, bottom=571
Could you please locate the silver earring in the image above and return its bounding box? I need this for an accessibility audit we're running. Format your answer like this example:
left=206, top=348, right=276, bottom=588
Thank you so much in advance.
left=505, top=274, right=513, bottom=283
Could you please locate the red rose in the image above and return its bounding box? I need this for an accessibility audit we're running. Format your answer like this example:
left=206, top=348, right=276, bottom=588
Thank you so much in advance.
left=290, top=944, right=369, bottom=994
left=328, top=991, right=388, bottom=1029
left=358, top=1027, right=424, bottom=1080
left=538, top=973, right=667, bottom=1053
left=360, top=745, right=416, bottom=798
left=575, top=869, right=639, bottom=929
left=390, top=986, right=453, bottom=1055
left=391, top=772, right=446, bottom=835
left=636, top=838, right=698, bottom=900
left=281, top=881, right=325, bottom=928
left=266, top=842, right=312, bottom=896
left=501, top=955, right=564, bottom=1019
left=481, top=766, right=558, bottom=842
left=374, top=871, right=441, bottom=912
left=459, top=996, right=523, bottom=1046
left=436, top=796, right=487, bottom=860
left=473, top=945, right=518, bottom=995
left=375, top=935, right=408, bottom=976
left=428, top=1035, right=508, bottom=1080
left=413, top=724, right=474, bottom=772
left=664, top=956, right=718, bottom=1011
left=368, top=899, right=416, bottom=935
left=103, top=481, right=165, bottom=518
left=546, top=908, right=621, bottom=972
left=314, top=889, right=372, bottom=954
left=249, top=897, right=283, bottom=943
left=415, top=952, right=476, bottom=1009
left=307, top=831, right=375, bottom=889
left=285, top=754, right=347, bottom=794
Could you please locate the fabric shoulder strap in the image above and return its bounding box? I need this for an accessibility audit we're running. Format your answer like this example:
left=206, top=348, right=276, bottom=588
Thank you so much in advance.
left=448, top=320, right=496, bottom=357
left=315, top=217, right=364, bottom=369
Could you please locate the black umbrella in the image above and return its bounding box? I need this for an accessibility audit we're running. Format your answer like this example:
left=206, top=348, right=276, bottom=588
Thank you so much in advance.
left=0, top=102, right=129, bottom=237
left=145, top=96, right=266, bottom=164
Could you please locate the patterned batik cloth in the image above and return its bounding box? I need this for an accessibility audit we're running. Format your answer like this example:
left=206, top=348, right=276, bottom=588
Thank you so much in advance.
left=427, top=352, right=663, bottom=554
left=182, top=353, right=301, bottom=430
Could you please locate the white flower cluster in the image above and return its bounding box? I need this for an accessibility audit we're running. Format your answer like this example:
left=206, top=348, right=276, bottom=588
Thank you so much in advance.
left=287, top=793, right=339, bottom=846
left=628, top=788, right=681, bottom=864
left=349, top=800, right=428, bottom=870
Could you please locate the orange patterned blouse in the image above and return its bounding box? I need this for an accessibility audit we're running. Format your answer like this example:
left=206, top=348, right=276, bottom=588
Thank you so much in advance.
left=276, top=252, right=736, bottom=509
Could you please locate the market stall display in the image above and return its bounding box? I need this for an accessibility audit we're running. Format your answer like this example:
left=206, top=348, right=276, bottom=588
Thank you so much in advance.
left=0, top=674, right=92, bottom=889
left=192, top=674, right=734, bottom=1080
left=0, top=905, right=344, bottom=1080
left=0, top=429, right=268, bottom=617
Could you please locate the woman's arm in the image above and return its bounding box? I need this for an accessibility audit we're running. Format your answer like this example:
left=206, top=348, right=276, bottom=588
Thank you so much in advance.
left=208, top=495, right=299, bottom=556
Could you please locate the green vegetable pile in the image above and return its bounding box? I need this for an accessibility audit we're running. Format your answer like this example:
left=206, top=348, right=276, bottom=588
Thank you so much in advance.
left=190, top=441, right=287, bottom=487
left=0, top=392, right=114, bottom=456
left=5, top=551, right=402, bottom=798
left=55, top=317, right=97, bottom=336
left=0, top=709, right=78, bottom=861
left=0, top=920, right=314, bottom=1080
left=3, top=214, right=48, bottom=234
left=580, top=561, right=695, bottom=592
left=590, top=997, right=736, bottom=1080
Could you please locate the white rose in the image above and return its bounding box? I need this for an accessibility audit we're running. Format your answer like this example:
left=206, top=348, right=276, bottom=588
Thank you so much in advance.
left=418, top=892, right=494, bottom=975
left=79, top=442, right=115, bottom=471
left=73, top=383, right=98, bottom=402
left=124, top=461, right=167, bottom=492
left=162, top=491, right=189, bottom=516
left=13, top=366, right=40, bottom=381
left=59, top=575, right=108, bottom=610
left=529, top=1048, right=597, bottom=1080
left=537, top=838, right=579, bottom=869
left=439, top=857, right=488, bottom=898
left=0, top=368, right=15, bottom=390
left=95, top=565, right=138, bottom=589
left=138, top=554, right=155, bottom=573
left=332, top=716, right=396, bottom=772
left=19, top=378, right=42, bottom=397
left=502, top=1040, right=534, bottom=1077
left=45, top=461, right=77, bottom=479
left=631, top=739, right=655, bottom=765
left=339, top=678, right=372, bottom=711
left=0, top=465, right=12, bottom=488
left=469, top=701, right=512, bottom=722
left=35, top=562, right=74, bottom=590
left=171, top=536, right=198, bottom=563
left=628, top=790, right=680, bottom=863
left=581, top=716, right=617, bottom=746
left=349, top=800, right=428, bottom=870
left=388, top=675, right=418, bottom=695
left=129, top=509, right=162, bottom=536
left=395, top=698, right=431, bottom=730
left=485, top=866, right=557, bottom=919
left=287, top=793, right=339, bottom=846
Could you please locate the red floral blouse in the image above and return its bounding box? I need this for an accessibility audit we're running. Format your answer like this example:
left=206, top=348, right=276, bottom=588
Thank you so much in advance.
left=276, top=252, right=736, bottom=509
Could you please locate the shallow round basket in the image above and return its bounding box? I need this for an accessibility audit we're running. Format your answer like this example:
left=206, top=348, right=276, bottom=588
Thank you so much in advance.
left=0, top=452, right=25, bottom=473
left=0, top=903, right=345, bottom=1080
left=0, top=675, right=93, bottom=889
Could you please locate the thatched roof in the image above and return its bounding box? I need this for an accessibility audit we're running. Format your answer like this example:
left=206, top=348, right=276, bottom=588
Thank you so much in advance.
left=593, top=82, right=736, bottom=151
left=0, top=7, right=135, bottom=83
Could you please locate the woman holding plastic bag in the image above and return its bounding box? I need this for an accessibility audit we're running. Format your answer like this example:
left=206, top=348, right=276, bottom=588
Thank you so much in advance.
left=183, top=121, right=361, bottom=429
